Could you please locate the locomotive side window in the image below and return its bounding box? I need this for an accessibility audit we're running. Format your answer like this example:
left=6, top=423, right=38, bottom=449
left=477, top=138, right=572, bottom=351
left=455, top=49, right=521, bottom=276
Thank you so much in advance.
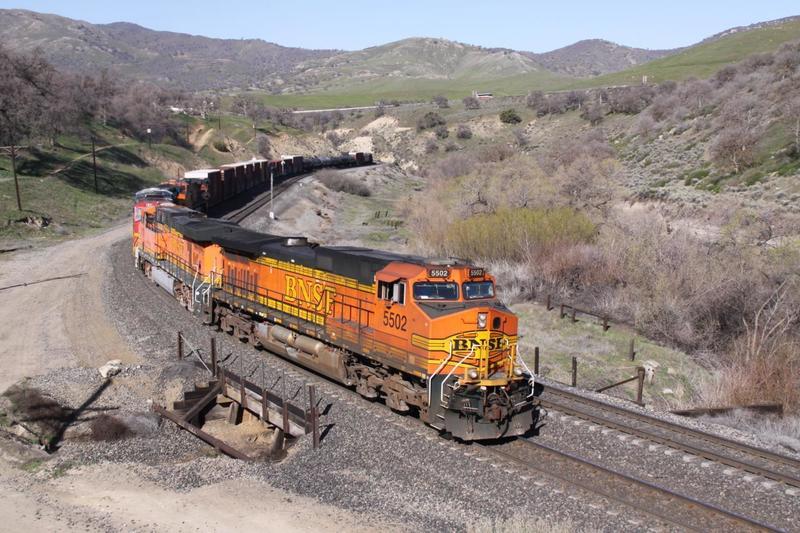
left=378, top=280, right=406, bottom=305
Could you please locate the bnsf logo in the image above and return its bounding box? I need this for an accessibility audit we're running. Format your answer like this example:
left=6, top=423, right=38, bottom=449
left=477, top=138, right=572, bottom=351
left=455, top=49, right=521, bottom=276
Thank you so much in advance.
left=452, top=335, right=506, bottom=353
left=284, top=274, right=336, bottom=315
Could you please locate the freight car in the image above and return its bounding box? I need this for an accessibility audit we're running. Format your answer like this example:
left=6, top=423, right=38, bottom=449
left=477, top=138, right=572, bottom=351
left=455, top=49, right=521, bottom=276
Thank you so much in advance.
left=142, top=152, right=373, bottom=212
left=132, top=202, right=536, bottom=440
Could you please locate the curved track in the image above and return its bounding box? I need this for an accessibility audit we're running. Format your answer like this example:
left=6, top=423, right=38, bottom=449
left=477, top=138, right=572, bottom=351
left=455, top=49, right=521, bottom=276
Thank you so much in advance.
left=481, top=438, right=779, bottom=532
left=221, top=174, right=305, bottom=224
left=540, top=385, right=800, bottom=488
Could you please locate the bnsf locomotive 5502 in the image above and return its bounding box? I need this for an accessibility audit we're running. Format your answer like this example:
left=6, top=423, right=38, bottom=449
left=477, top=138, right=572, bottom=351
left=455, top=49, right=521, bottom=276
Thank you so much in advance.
left=132, top=202, right=535, bottom=440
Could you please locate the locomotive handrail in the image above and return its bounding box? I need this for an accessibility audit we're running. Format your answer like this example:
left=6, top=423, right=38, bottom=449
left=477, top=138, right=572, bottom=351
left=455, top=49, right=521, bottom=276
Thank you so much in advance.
left=427, top=340, right=454, bottom=407
left=438, top=344, right=477, bottom=407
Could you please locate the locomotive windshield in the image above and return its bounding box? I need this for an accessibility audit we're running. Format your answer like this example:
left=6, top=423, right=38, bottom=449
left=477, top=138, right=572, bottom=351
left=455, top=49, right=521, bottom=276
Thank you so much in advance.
left=463, top=281, right=494, bottom=300
left=413, top=282, right=459, bottom=300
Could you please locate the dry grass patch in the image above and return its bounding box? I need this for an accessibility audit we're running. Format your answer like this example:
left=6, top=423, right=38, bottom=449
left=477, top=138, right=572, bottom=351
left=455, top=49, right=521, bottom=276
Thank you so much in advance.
left=317, top=170, right=371, bottom=197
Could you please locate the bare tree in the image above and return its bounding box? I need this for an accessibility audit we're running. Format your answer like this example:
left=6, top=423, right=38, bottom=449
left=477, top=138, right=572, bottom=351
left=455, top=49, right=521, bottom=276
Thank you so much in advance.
left=710, top=126, right=758, bottom=173
left=784, top=94, right=800, bottom=156
left=432, top=95, right=449, bottom=109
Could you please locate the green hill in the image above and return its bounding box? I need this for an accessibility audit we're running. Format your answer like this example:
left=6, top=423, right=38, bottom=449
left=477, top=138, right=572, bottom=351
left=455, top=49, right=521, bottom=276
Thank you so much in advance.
left=264, top=18, right=800, bottom=108
left=562, top=17, right=800, bottom=88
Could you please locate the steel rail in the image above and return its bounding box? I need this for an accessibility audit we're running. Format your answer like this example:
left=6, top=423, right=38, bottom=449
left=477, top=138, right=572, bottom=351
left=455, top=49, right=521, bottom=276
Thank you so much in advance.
left=220, top=174, right=305, bottom=224
left=541, top=386, right=800, bottom=488
left=481, top=439, right=780, bottom=532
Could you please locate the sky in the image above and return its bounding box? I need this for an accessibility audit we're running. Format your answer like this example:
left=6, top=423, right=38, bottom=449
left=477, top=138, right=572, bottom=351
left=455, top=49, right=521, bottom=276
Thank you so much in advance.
left=1, top=1, right=798, bottom=52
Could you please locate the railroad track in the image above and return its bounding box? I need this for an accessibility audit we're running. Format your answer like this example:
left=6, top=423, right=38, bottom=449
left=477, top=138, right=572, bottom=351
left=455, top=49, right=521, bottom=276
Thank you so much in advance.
left=540, top=385, right=800, bottom=489
left=221, top=174, right=305, bottom=224
left=481, top=438, right=779, bottom=532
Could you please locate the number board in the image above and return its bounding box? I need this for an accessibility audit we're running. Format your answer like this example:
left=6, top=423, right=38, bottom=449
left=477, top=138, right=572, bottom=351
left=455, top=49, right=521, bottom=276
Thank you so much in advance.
left=427, top=268, right=450, bottom=278
left=469, top=268, right=485, bottom=278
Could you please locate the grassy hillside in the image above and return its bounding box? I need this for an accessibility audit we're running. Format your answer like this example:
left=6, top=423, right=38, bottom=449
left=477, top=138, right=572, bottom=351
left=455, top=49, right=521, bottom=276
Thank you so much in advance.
left=559, top=18, right=800, bottom=88
left=260, top=71, right=569, bottom=108
left=0, top=114, right=276, bottom=246
left=263, top=19, right=800, bottom=108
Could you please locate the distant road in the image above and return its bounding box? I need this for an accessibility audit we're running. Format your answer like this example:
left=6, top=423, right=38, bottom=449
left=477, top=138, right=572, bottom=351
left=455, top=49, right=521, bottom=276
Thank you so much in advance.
left=291, top=102, right=426, bottom=114
left=292, top=105, right=381, bottom=114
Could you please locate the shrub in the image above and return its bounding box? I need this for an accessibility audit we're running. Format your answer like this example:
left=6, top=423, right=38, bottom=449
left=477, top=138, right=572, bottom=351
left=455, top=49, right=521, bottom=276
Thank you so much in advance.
left=513, top=128, right=528, bottom=147
left=432, top=95, right=449, bottom=109
left=417, top=111, right=446, bottom=131
left=580, top=103, right=604, bottom=125
left=456, top=124, right=472, bottom=139
left=499, top=109, right=522, bottom=124
left=526, top=91, right=544, bottom=109
left=427, top=152, right=475, bottom=179
left=463, top=96, right=480, bottom=110
left=424, top=139, right=438, bottom=154
left=213, top=140, right=229, bottom=152
left=705, top=285, right=800, bottom=411
left=434, top=125, right=449, bottom=139
left=444, top=207, right=596, bottom=261
left=444, top=141, right=459, bottom=152
left=710, top=127, right=758, bottom=173
left=325, top=131, right=344, bottom=147
left=317, top=170, right=371, bottom=196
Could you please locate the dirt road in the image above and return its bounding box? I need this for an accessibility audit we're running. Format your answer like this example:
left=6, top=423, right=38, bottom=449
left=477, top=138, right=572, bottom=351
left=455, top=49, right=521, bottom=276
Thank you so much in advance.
left=0, top=212, right=392, bottom=533
left=0, top=224, right=136, bottom=393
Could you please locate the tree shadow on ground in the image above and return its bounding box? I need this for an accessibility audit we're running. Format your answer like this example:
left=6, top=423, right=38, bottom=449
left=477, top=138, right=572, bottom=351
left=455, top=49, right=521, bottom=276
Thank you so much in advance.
left=60, top=159, right=150, bottom=197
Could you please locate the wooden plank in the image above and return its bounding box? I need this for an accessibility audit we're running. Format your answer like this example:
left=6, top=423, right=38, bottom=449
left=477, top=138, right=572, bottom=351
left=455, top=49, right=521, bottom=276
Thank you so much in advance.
left=182, top=382, right=222, bottom=423
left=152, top=404, right=252, bottom=461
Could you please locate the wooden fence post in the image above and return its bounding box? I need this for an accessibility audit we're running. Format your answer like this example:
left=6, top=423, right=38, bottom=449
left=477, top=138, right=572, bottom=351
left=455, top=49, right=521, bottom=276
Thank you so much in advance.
left=629, top=338, right=636, bottom=361
left=571, top=356, right=578, bottom=387
left=308, top=385, right=319, bottom=449
left=177, top=332, right=184, bottom=360
left=545, top=294, right=552, bottom=311
left=210, top=337, right=217, bottom=376
left=636, top=366, right=645, bottom=405
left=534, top=346, right=540, bottom=375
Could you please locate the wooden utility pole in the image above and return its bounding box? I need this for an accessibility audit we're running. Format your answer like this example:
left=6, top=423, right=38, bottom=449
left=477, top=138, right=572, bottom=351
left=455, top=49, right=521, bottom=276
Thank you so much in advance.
left=11, top=143, right=21, bottom=211
left=91, top=137, right=98, bottom=193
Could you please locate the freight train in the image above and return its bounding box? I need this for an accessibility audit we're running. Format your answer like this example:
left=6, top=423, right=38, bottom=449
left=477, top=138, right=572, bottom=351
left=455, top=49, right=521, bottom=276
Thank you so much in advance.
left=131, top=202, right=536, bottom=441
left=136, top=152, right=373, bottom=211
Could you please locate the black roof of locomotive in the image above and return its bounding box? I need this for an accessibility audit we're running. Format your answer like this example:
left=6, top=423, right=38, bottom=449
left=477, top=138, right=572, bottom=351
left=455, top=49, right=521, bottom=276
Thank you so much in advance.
left=158, top=206, right=427, bottom=284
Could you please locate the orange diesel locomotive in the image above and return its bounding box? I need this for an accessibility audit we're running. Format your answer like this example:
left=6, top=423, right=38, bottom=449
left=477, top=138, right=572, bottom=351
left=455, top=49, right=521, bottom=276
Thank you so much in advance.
left=133, top=202, right=535, bottom=440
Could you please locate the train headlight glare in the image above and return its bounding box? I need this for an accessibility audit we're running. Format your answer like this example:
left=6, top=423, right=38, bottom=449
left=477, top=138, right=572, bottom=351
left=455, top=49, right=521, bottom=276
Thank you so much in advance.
left=468, top=369, right=479, bottom=380
left=477, top=312, right=487, bottom=329
left=514, top=367, right=524, bottom=377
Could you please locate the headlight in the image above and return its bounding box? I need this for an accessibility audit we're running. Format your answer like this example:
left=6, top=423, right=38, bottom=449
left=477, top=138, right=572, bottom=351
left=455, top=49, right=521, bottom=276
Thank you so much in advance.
left=477, top=312, right=487, bottom=329
left=514, top=367, right=524, bottom=377
left=468, top=369, right=479, bottom=380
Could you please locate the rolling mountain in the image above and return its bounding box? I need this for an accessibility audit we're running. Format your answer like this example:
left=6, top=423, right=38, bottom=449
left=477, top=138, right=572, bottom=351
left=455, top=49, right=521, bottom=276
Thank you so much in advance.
left=1, top=8, right=798, bottom=103
left=0, top=9, right=338, bottom=90
left=526, top=39, right=675, bottom=77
